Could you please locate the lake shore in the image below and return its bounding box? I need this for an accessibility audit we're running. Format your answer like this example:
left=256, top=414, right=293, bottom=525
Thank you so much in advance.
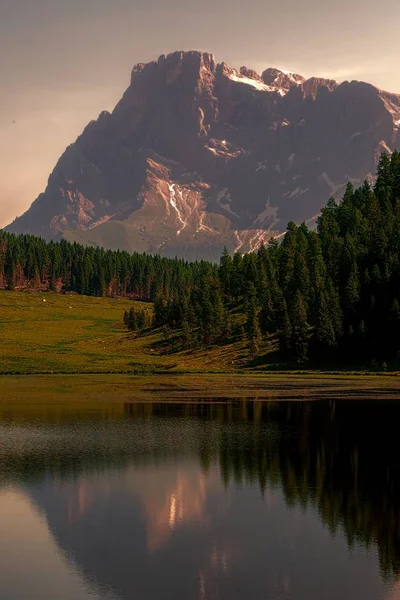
left=1, top=372, right=399, bottom=403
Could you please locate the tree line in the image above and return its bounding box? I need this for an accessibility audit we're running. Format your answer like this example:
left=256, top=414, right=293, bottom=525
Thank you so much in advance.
left=0, top=232, right=210, bottom=299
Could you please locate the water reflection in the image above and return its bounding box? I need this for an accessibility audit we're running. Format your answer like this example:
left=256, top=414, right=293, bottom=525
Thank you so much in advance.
left=0, top=400, right=400, bottom=599
left=0, top=488, right=117, bottom=600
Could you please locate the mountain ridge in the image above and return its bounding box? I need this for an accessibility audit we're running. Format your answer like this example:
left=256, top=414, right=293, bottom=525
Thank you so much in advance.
left=7, top=50, right=400, bottom=259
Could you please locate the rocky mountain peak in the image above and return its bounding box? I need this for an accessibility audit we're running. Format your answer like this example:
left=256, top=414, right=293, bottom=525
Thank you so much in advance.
left=239, top=67, right=263, bottom=82
left=128, top=51, right=216, bottom=88
left=6, top=50, right=400, bottom=260
left=262, top=67, right=305, bottom=92
left=301, top=76, right=339, bottom=98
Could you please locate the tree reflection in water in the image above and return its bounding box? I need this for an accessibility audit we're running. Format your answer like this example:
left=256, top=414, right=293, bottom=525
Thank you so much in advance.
left=1, top=398, right=400, bottom=598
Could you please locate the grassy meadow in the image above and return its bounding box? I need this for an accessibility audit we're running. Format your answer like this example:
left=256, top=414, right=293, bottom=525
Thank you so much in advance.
left=0, top=290, right=157, bottom=375
left=0, top=290, right=257, bottom=375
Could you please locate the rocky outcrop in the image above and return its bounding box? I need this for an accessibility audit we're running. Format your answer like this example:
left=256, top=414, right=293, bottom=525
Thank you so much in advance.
left=7, top=50, right=400, bottom=260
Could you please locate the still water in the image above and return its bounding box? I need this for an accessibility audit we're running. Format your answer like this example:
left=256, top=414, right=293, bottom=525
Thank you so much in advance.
left=0, top=399, right=399, bottom=600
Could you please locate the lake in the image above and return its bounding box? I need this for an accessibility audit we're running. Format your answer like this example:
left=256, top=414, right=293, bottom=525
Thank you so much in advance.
left=1, top=397, right=400, bottom=600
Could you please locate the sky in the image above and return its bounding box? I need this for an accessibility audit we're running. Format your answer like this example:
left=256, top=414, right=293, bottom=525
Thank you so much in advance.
left=1, top=0, right=399, bottom=228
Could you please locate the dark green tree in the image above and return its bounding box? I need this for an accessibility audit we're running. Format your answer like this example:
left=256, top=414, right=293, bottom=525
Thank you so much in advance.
left=128, top=307, right=137, bottom=331
left=290, top=290, right=309, bottom=365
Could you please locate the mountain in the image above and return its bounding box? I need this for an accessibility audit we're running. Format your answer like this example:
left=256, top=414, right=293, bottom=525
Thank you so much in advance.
left=6, top=50, right=400, bottom=260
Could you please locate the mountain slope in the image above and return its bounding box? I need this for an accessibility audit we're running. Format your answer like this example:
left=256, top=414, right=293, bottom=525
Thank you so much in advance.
left=7, top=51, right=400, bottom=259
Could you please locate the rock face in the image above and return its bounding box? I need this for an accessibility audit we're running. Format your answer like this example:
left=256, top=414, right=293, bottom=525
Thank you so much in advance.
left=7, top=50, right=400, bottom=260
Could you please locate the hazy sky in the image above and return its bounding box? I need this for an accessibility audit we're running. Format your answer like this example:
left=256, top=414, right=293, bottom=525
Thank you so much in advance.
left=1, top=0, right=399, bottom=228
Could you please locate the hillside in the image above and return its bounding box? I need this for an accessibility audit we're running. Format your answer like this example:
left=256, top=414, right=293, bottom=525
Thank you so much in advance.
left=0, top=291, right=257, bottom=375
left=6, top=50, right=400, bottom=260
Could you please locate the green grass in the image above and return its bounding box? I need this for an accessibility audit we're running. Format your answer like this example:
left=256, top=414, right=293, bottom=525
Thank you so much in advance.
left=0, top=291, right=159, bottom=374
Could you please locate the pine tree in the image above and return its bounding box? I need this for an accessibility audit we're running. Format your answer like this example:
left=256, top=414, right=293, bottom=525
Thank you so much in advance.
left=326, top=279, right=343, bottom=341
left=308, top=231, right=326, bottom=318
left=290, top=290, right=309, bottom=365
left=246, top=283, right=262, bottom=356
left=279, top=222, right=298, bottom=296
left=391, top=151, right=400, bottom=203
left=219, top=247, right=232, bottom=298
left=346, top=262, right=360, bottom=309
left=374, top=152, right=393, bottom=208
left=154, top=295, right=167, bottom=327
left=231, top=252, right=244, bottom=301
left=315, top=292, right=336, bottom=351
left=212, top=292, right=226, bottom=340
left=221, top=310, right=232, bottom=341
left=136, top=309, right=146, bottom=330
left=280, top=300, right=292, bottom=358
left=292, top=226, right=310, bottom=301
left=259, top=285, right=274, bottom=333
left=128, top=307, right=137, bottom=331
left=317, top=198, right=341, bottom=280
left=182, top=318, right=192, bottom=350
left=358, top=320, right=367, bottom=340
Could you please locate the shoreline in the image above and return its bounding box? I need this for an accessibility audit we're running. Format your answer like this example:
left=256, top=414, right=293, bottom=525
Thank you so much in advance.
left=0, top=368, right=398, bottom=376
left=1, top=372, right=400, bottom=403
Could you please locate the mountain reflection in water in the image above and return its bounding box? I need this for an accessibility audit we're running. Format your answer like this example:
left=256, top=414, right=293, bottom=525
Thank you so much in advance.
left=0, top=399, right=400, bottom=600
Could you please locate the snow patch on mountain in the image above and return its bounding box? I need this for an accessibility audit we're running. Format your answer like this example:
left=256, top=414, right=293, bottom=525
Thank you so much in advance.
left=228, top=72, right=274, bottom=92
left=168, top=183, right=188, bottom=235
